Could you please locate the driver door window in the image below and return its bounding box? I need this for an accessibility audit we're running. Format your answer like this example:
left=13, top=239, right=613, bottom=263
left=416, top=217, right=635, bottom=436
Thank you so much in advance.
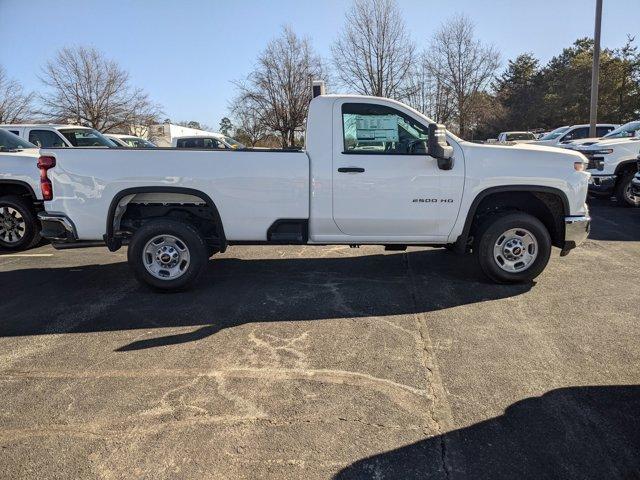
left=342, top=103, right=427, bottom=154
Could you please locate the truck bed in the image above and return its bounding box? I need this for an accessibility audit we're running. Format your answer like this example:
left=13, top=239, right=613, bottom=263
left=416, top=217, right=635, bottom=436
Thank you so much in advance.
left=42, top=148, right=310, bottom=241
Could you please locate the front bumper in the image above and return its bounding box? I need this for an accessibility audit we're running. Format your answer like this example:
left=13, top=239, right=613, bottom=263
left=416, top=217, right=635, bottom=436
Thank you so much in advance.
left=561, top=214, right=591, bottom=256
left=587, top=174, right=616, bottom=194
left=37, top=212, right=77, bottom=242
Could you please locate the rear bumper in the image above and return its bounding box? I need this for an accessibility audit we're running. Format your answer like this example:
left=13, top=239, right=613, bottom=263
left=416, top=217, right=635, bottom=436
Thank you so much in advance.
left=37, top=212, right=77, bottom=242
left=631, top=174, right=640, bottom=197
left=38, top=212, right=105, bottom=249
left=561, top=214, right=591, bottom=256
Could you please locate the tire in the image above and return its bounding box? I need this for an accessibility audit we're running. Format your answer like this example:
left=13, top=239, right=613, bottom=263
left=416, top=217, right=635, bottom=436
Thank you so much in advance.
left=614, top=172, right=640, bottom=207
left=0, top=195, right=41, bottom=251
left=127, top=219, right=208, bottom=291
left=476, top=212, right=552, bottom=284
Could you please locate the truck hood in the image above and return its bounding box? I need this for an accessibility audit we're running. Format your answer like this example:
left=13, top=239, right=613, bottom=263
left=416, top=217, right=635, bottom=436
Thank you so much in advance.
left=462, top=140, right=585, bottom=163
left=562, top=138, right=602, bottom=148
left=578, top=137, right=640, bottom=151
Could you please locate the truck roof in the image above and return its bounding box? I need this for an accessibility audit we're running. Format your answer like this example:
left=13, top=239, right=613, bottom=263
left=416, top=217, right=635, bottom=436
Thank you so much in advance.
left=0, top=124, right=94, bottom=129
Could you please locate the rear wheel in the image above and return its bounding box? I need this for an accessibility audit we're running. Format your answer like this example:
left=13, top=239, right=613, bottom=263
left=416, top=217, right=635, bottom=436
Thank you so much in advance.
left=615, top=172, right=640, bottom=207
left=0, top=195, right=41, bottom=251
left=476, top=212, right=551, bottom=284
left=127, top=219, right=208, bottom=291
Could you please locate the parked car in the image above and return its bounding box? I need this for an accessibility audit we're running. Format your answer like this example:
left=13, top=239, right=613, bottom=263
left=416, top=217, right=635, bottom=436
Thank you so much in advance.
left=0, top=124, right=117, bottom=148
left=573, top=129, right=640, bottom=206
left=0, top=129, right=44, bottom=250
left=562, top=120, right=640, bottom=149
left=106, top=134, right=156, bottom=148
left=497, top=131, right=537, bottom=143
left=36, top=94, right=590, bottom=290
left=533, top=124, right=618, bottom=147
left=172, top=134, right=246, bottom=149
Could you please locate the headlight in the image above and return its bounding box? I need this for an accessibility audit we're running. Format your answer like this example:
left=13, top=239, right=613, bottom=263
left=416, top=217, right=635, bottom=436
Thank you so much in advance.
left=589, top=149, right=614, bottom=155
left=574, top=161, right=587, bottom=171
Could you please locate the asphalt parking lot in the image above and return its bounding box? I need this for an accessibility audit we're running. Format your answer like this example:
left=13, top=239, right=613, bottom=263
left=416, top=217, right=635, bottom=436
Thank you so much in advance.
left=0, top=199, right=639, bottom=479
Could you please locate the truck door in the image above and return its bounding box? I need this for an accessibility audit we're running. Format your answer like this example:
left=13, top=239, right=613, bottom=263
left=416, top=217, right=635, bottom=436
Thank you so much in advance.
left=332, top=100, right=464, bottom=238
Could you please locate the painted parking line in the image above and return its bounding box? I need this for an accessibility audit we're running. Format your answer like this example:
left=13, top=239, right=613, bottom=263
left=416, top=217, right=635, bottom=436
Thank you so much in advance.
left=0, top=254, right=54, bottom=258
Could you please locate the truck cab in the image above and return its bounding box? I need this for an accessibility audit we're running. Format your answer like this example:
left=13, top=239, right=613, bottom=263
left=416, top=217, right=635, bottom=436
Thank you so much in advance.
left=534, top=124, right=617, bottom=147
left=0, top=124, right=116, bottom=148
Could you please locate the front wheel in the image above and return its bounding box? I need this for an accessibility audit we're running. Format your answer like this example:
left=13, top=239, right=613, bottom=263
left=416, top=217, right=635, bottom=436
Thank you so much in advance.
left=615, top=172, right=640, bottom=207
left=476, top=212, right=552, bottom=284
left=127, top=219, right=208, bottom=291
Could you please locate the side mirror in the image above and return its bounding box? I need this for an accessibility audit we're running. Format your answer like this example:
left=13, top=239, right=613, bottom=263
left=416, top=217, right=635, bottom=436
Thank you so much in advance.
left=428, top=123, right=454, bottom=170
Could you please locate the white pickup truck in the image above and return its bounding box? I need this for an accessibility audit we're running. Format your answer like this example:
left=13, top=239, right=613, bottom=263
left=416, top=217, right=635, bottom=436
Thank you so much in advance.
left=568, top=122, right=640, bottom=207
left=37, top=95, right=591, bottom=290
left=0, top=129, right=43, bottom=250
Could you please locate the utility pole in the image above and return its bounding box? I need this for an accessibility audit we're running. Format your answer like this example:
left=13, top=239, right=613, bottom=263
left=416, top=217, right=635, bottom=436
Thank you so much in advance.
left=589, top=0, right=603, bottom=138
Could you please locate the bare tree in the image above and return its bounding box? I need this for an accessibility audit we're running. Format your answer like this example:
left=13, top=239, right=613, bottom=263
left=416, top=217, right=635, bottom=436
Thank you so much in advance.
left=425, top=15, right=500, bottom=137
left=332, top=0, right=415, bottom=98
left=232, top=27, right=325, bottom=148
left=0, top=66, right=34, bottom=123
left=232, top=103, right=269, bottom=147
left=38, top=46, right=162, bottom=133
left=404, top=54, right=455, bottom=124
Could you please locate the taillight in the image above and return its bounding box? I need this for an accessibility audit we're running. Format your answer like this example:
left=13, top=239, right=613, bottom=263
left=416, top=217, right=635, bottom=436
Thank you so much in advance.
left=37, top=155, right=56, bottom=201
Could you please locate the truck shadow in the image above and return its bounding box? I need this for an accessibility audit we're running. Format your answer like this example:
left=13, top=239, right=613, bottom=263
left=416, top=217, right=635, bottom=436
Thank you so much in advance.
left=0, top=249, right=532, bottom=350
left=334, top=385, right=640, bottom=480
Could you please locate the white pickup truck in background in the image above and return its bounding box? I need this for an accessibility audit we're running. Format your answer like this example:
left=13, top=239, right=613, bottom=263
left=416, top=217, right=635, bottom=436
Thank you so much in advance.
left=0, top=129, right=43, bottom=250
left=37, top=95, right=591, bottom=290
left=565, top=121, right=640, bottom=207
left=0, top=124, right=117, bottom=148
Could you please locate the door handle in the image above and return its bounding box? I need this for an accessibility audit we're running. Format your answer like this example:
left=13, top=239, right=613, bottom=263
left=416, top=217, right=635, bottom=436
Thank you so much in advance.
left=338, top=167, right=365, bottom=173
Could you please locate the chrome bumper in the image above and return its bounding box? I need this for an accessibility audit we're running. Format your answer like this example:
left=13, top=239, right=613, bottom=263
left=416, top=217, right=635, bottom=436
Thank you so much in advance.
left=561, top=214, right=591, bottom=256
left=37, top=212, right=77, bottom=242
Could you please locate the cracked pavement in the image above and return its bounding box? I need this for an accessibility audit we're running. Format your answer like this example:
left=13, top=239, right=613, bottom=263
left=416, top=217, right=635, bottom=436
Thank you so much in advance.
left=0, top=199, right=638, bottom=479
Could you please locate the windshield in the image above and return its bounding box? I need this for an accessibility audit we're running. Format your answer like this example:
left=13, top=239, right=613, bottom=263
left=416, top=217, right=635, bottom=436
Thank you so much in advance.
left=122, top=137, right=156, bottom=148
left=602, top=121, right=640, bottom=139
left=506, top=133, right=535, bottom=141
left=59, top=128, right=116, bottom=147
left=539, top=126, right=570, bottom=141
left=0, top=129, right=36, bottom=150
left=223, top=136, right=246, bottom=149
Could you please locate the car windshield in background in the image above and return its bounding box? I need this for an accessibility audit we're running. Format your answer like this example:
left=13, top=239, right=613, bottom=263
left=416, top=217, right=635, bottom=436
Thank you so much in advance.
left=0, top=129, right=36, bottom=149
left=507, top=133, right=536, bottom=141
left=223, top=136, right=246, bottom=149
left=123, top=137, right=156, bottom=148
left=59, top=129, right=116, bottom=147
left=540, top=126, right=570, bottom=141
left=603, top=121, right=640, bottom=139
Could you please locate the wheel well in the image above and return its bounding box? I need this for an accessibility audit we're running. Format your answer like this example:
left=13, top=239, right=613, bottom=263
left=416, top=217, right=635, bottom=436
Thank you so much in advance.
left=0, top=182, right=40, bottom=213
left=0, top=182, right=37, bottom=201
left=106, top=189, right=226, bottom=252
left=614, top=160, right=638, bottom=178
left=466, top=190, right=566, bottom=249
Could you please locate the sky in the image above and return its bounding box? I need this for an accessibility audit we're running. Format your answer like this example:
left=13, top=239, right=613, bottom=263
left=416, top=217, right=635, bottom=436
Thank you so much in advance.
left=1, top=0, right=638, bottom=129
